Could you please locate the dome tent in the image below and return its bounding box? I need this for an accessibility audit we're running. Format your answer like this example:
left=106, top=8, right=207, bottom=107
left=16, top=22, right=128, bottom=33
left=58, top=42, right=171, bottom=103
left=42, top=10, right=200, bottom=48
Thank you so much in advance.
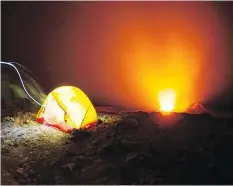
left=36, top=86, right=97, bottom=133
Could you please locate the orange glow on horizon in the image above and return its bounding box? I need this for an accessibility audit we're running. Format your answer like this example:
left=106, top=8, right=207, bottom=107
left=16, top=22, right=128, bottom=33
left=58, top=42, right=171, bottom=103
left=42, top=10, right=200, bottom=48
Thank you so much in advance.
left=49, top=2, right=232, bottom=112
left=108, top=2, right=231, bottom=112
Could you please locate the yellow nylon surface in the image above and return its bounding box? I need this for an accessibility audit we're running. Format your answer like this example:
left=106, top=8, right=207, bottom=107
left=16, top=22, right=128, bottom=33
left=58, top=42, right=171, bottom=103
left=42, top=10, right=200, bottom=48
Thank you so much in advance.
left=36, top=86, right=97, bottom=129
left=36, top=95, right=48, bottom=118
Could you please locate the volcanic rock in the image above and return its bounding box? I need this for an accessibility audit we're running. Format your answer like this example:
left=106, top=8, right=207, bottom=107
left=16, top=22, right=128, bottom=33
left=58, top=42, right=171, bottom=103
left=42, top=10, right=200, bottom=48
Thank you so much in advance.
left=71, top=129, right=91, bottom=141
left=118, top=118, right=139, bottom=130
left=99, top=141, right=127, bottom=161
left=61, top=163, right=76, bottom=172
left=125, top=151, right=155, bottom=168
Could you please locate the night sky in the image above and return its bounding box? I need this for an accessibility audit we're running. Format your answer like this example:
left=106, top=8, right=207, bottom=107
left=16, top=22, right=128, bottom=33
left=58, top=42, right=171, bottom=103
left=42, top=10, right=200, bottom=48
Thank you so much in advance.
left=2, top=1, right=233, bottom=111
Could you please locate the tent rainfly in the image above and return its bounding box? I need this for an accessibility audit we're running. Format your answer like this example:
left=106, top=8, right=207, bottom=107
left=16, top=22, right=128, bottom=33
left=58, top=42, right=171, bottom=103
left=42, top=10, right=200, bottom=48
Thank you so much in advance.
left=36, top=86, right=97, bottom=132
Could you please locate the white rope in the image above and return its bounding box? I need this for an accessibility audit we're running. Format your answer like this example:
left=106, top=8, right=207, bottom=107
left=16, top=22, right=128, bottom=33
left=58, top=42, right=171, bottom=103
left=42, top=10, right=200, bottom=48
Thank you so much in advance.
left=1, top=61, right=43, bottom=106
left=9, top=62, right=40, bottom=82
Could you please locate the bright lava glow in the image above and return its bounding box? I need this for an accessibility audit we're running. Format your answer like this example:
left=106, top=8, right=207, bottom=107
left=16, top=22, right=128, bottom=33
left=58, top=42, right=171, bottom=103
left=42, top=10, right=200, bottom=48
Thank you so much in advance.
left=158, top=89, right=176, bottom=112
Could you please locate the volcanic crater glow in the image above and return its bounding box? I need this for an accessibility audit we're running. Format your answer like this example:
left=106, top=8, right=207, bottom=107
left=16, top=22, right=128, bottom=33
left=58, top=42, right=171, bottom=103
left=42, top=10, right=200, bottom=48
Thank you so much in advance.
left=158, top=89, right=176, bottom=112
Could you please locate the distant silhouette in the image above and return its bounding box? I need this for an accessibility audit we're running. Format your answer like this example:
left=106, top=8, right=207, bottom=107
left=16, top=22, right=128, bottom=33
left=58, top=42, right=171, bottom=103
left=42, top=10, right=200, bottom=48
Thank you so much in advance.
left=187, top=103, right=207, bottom=114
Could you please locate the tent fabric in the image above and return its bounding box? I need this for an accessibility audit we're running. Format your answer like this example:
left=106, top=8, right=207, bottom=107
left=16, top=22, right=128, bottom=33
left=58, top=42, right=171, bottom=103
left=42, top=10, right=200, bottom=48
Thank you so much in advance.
left=36, top=86, right=97, bottom=133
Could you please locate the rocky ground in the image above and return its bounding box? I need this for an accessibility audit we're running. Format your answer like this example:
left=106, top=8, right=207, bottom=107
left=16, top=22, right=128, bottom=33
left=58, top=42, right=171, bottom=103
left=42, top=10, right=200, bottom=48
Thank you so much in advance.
left=2, top=111, right=233, bottom=185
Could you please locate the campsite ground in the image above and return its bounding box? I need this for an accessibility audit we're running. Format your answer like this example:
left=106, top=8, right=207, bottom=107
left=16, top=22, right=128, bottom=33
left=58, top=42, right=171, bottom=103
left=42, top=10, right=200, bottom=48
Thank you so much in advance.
left=2, top=109, right=233, bottom=185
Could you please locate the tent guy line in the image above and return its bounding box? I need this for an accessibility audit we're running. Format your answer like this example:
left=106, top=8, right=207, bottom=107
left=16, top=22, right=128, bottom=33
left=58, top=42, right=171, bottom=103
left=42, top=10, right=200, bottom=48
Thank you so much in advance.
left=9, top=62, right=40, bottom=82
left=0, top=61, right=44, bottom=106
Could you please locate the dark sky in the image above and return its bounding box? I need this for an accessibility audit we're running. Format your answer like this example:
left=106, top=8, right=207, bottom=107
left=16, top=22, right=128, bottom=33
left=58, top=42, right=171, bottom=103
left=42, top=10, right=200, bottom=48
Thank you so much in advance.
left=2, top=1, right=233, bottom=110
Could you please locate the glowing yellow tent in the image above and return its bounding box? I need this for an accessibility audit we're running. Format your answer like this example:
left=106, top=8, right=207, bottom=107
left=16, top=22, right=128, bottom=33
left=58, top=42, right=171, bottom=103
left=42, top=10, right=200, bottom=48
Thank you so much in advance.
left=36, top=86, right=97, bottom=133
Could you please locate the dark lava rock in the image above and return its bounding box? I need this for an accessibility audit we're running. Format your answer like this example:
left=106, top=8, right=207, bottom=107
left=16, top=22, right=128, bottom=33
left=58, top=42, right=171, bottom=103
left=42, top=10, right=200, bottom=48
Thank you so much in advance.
left=61, top=163, right=76, bottom=172
left=99, top=142, right=127, bottom=161
left=141, top=174, right=163, bottom=184
left=71, top=129, right=91, bottom=141
left=120, top=151, right=156, bottom=184
left=28, top=170, right=37, bottom=178
left=123, top=140, right=150, bottom=152
left=125, top=151, right=155, bottom=168
left=13, top=143, right=19, bottom=147
left=97, top=119, right=103, bottom=125
left=2, top=148, right=9, bottom=154
left=14, top=168, right=28, bottom=181
left=55, top=152, right=78, bottom=166
left=17, top=178, right=27, bottom=185
left=65, top=151, right=78, bottom=156
left=119, top=118, right=139, bottom=130
left=54, top=153, right=85, bottom=177
left=72, top=155, right=85, bottom=169
left=128, top=111, right=150, bottom=120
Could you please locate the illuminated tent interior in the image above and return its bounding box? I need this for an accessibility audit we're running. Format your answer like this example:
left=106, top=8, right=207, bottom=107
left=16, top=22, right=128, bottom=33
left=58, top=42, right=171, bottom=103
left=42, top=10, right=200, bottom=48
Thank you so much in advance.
left=36, top=86, right=97, bottom=133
